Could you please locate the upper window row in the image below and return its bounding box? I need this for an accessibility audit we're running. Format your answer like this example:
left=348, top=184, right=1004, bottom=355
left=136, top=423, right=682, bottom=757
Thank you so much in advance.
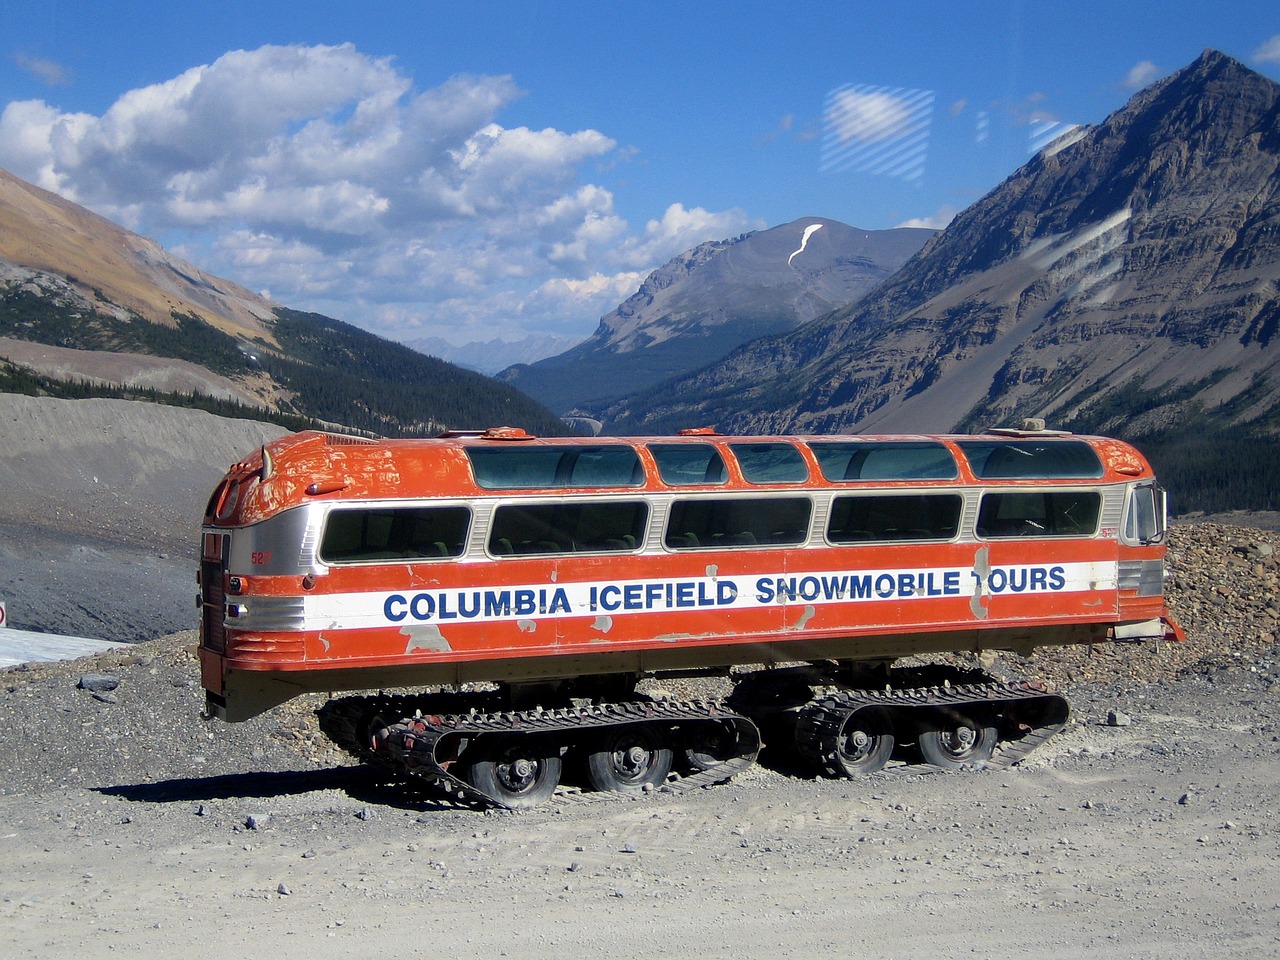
left=318, top=489, right=1103, bottom=563
left=464, top=439, right=1103, bottom=489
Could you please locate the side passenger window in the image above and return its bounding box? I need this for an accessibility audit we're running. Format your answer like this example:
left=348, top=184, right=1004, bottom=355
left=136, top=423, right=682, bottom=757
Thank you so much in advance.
left=976, top=491, right=1100, bottom=538
left=665, top=497, right=811, bottom=549
left=828, top=494, right=961, bottom=542
left=321, top=506, right=470, bottom=562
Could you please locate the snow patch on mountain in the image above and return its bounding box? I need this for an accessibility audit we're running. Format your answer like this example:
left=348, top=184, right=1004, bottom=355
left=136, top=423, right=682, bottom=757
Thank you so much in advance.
left=788, top=223, right=825, bottom=266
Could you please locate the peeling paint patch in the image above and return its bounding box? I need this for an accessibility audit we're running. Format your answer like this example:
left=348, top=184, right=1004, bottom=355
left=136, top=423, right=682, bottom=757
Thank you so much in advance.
left=706, top=564, right=718, bottom=580
left=592, top=615, right=613, bottom=633
left=790, top=604, right=816, bottom=631
left=969, top=546, right=991, bottom=620
left=408, top=569, right=438, bottom=589
left=517, top=619, right=537, bottom=633
left=318, top=634, right=331, bottom=653
left=401, top=624, right=451, bottom=654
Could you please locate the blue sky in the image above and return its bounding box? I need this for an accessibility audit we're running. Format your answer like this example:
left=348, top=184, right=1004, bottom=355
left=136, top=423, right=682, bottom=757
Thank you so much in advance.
left=2, top=2, right=1278, bottom=351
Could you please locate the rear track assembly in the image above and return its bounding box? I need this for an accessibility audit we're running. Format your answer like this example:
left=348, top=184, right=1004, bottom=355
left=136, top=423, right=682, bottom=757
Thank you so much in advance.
left=320, top=695, right=761, bottom=809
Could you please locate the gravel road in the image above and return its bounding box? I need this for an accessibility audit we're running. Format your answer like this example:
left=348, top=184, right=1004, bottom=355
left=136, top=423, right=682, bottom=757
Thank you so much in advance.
left=1, top=396, right=1278, bottom=959
left=1, top=634, right=1277, bottom=960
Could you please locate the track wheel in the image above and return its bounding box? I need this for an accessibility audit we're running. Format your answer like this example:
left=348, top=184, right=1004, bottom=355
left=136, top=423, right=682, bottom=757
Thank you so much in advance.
left=829, top=707, right=894, bottom=776
left=683, top=719, right=739, bottom=772
left=916, top=710, right=998, bottom=770
left=586, top=725, right=673, bottom=794
left=465, top=734, right=562, bottom=808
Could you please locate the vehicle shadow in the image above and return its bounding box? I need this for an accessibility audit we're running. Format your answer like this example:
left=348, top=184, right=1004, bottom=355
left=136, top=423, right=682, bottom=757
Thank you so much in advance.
left=91, top=765, right=477, bottom=812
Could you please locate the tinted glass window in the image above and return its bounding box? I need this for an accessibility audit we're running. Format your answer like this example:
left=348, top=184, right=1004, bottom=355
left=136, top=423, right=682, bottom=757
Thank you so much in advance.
left=828, top=494, right=962, bottom=543
left=321, top=506, right=470, bottom=562
left=976, top=491, right=1101, bottom=538
left=809, top=441, right=958, bottom=481
left=467, top=445, right=643, bottom=489
left=729, top=442, right=809, bottom=483
left=665, top=497, right=811, bottom=549
left=958, top=440, right=1103, bottom=479
left=648, top=443, right=727, bottom=485
left=490, top=501, right=648, bottom=555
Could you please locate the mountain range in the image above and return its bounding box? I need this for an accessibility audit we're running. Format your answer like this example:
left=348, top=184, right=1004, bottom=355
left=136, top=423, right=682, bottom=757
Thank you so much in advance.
left=1, top=49, right=1276, bottom=512
left=496, top=218, right=932, bottom=413
left=600, top=51, right=1280, bottom=451
left=405, top=333, right=582, bottom=375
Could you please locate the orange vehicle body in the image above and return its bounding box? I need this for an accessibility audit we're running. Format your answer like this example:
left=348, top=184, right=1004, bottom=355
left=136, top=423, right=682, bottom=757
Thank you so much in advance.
left=199, top=427, right=1182, bottom=722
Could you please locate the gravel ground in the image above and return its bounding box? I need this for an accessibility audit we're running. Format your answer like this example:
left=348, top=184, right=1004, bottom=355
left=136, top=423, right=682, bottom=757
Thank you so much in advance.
left=0, top=522, right=194, bottom=641
left=2, top=396, right=1279, bottom=958
left=1, top=633, right=1277, bottom=960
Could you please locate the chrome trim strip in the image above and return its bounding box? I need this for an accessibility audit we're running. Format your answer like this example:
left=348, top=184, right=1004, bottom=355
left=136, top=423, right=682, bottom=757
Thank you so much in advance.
left=1118, top=559, right=1163, bottom=596
left=227, top=595, right=307, bottom=632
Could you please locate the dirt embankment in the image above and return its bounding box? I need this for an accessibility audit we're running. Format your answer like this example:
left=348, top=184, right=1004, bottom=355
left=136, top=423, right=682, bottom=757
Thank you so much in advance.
left=0, top=395, right=288, bottom=640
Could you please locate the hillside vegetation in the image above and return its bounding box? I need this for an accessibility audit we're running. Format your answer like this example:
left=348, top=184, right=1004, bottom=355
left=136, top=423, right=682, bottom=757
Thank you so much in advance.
left=0, top=283, right=571, bottom=438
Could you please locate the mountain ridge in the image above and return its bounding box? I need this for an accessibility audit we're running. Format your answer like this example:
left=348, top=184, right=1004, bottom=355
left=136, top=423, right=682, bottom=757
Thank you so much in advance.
left=496, top=217, right=933, bottom=413
left=0, top=167, right=276, bottom=341
left=0, top=166, right=570, bottom=437
left=599, top=50, right=1280, bottom=448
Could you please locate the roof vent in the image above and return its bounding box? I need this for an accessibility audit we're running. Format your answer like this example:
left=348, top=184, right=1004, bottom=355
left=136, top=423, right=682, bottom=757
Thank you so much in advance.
left=988, top=418, right=1071, bottom=437
left=480, top=426, right=536, bottom=441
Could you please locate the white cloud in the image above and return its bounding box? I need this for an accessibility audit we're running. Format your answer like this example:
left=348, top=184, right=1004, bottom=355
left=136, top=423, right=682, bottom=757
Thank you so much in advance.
left=896, top=205, right=956, bottom=230
left=827, top=89, right=913, bottom=145
left=613, top=203, right=761, bottom=270
left=0, top=43, right=752, bottom=345
left=1123, top=60, right=1162, bottom=90
left=210, top=228, right=348, bottom=273
left=1255, top=35, right=1280, bottom=65
left=0, top=99, right=74, bottom=190
left=12, top=53, right=72, bottom=87
left=530, top=272, right=645, bottom=312
left=544, top=187, right=630, bottom=264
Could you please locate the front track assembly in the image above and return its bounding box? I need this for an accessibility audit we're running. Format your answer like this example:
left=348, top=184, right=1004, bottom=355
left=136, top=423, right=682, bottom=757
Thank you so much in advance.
left=789, top=678, right=1071, bottom=778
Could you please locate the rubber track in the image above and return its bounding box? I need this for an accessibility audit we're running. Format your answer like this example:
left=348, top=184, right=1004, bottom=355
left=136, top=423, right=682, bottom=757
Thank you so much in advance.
left=321, top=695, right=760, bottom=810
left=795, top=680, right=1070, bottom=776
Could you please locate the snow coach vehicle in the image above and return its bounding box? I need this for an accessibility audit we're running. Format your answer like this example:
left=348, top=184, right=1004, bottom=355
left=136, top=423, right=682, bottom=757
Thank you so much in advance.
left=197, top=423, right=1182, bottom=807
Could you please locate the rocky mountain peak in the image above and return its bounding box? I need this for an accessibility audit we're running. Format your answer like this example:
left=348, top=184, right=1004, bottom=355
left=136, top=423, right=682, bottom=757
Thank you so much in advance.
left=0, top=167, right=278, bottom=339
left=898, top=50, right=1279, bottom=293
left=498, top=216, right=933, bottom=413
left=598, top=51, right=1280, bottom=514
